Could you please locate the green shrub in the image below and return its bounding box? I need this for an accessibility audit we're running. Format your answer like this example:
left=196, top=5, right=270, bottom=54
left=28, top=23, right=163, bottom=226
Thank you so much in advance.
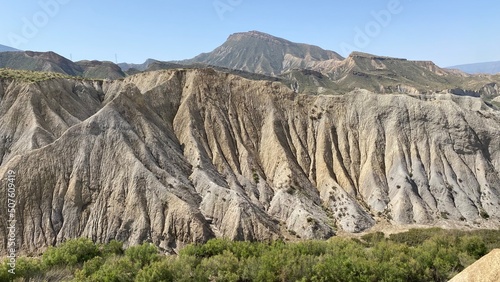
left=479, top=209, right=490, bottom=219
left=361, top=231, right=385, bottom=246
left=168, top=255, right=203, bottom=282
left=125, top=242, right=159, bottom=268
left=227, top=240, right=265, bottom=259
left=470, top=229, right=500, bottom=250
left=84, top=255, right=138, bottom=282
left=135, top=258, right=175, bottom=282
left=42, top=238, right=100, bottom=267
left=12, top=257, right=43, bottom=279
left=460, top=236, right=487, bottom=259
left=181, top=238, right=231, bottom=258
left=388, top=228, right=444, bottom=246
left=73, top=256, right=104, bottom=281
left=5, top=229, right=500, bottom=281
left=101, top=239, right=124, bottom=257
left=197, top=250, right=240, bottom=282
left=0, top=260, right=12, bottom=281
left=412, top=236, right=463, bottom=281
left=253, top=173, right=260, bottom=184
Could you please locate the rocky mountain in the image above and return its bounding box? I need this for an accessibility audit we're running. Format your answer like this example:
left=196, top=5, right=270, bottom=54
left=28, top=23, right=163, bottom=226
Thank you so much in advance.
left=280, top=53, right=500, bottom=103
left=174, top=31, right=500, bottom=98
left=0, top=68, right=499, bottom=255
left=75, top=60, right=126, bottom=80
left=181, top=31, right=344, bottom=76
left=281, top=52, right=466, bottom=95
left=0, top=44, right=19, bottom=52
left=0, top=51, right=125, bottom=80
left=449, top=61, right=500, bottom=75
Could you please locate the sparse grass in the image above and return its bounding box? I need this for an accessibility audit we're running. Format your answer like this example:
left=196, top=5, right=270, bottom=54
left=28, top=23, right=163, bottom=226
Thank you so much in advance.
left=0, top=68, right=81, bottom=82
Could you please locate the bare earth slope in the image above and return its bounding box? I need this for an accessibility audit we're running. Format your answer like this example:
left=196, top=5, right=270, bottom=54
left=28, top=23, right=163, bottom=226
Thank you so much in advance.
left=450, top=249, right=500, bottom=282
left=0, top=69, right=499, bottom=255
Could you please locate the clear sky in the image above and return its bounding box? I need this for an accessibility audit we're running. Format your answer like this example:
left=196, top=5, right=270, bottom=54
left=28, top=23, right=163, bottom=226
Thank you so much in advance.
left=1, top=0, right=498, bottom=67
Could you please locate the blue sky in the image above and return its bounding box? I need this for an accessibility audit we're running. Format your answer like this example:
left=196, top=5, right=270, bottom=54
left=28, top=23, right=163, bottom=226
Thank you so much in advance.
left=0, top=0, right=498, bottom=67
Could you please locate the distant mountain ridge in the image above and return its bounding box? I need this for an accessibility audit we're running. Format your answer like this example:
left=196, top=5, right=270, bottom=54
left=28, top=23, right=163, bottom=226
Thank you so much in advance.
left=0, top=51, right=82, bottom=75
left=0, top=51, right=125, bottom=79
left=1, top=31, right=500, bottom=101
left=448, top=61, right=500, bottom=74
left=0, top=44, right=19, bottom=52
left=169, top=31, right=495, bottom=96
left=118, top=58, right=159, bottom=72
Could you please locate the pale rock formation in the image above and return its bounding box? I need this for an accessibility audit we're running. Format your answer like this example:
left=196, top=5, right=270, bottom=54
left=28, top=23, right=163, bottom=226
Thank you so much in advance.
left=0, top=69, right=499, bottom=255
left=450, top=249, right=500, bottom=282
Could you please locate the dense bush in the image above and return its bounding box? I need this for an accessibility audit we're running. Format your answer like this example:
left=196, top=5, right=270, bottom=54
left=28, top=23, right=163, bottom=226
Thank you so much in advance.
left=125, top=243, right=160, bottom=268
left=2, top=228, right=500, bottom=281
left=76, top=255, right=138, bottom=282
left=135, top=259, right=175, bottom=282
left=42, top=237, right=100, bottom=267
left=73, top=256, right=105, bottom=281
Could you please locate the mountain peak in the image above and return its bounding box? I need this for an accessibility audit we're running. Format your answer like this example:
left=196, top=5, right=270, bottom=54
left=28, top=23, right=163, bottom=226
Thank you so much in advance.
left=234, top=30, right=274, bottom=37
left=185, top=31, right=343, bottom=75
left=230, top=30, right=286, bottom=39
left=227, top=30, right=293, bottom=46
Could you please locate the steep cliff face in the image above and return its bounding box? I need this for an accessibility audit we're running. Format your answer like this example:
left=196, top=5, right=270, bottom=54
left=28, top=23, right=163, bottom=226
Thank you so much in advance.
left=1, top=69, right=499, bottom=255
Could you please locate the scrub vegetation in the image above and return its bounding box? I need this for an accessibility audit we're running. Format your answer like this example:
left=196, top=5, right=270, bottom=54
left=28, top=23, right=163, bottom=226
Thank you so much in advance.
left=2, top=228, right=500, bottom=281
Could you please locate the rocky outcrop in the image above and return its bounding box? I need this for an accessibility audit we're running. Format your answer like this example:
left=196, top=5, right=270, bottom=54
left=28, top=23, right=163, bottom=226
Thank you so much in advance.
left=480, top=83, right=500, bottom=100
left=1, top=69, right=499, bottom=255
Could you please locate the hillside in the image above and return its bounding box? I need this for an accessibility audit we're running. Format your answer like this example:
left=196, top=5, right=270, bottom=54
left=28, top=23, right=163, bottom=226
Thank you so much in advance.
left=0, top=51, right=125, bottom=80
left=0, top=51, right=83, bottom=76
left=280, top=52, right=500, bottom=101
left=75, top=60, right=126, bottom=80
left=0, top=44, right=19, bottom=52
left=0, top=69, right=499, bottom=255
